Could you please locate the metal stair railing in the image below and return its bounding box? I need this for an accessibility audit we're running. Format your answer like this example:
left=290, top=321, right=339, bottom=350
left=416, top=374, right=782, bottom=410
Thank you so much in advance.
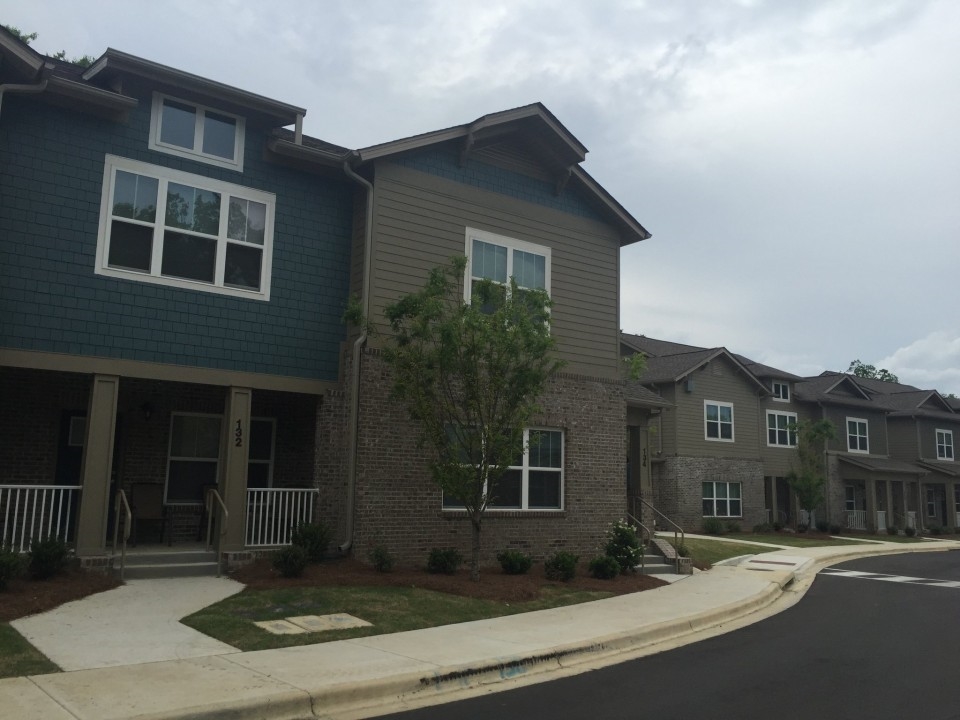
left=205, top=488, right=229, bottom=577
left=631, top=496, right=685, bottom=573
left=112, top=489, right=131, bottom=580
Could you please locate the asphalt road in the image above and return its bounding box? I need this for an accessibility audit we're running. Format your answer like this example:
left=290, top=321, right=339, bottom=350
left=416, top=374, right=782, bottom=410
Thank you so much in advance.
left=381, top=551, right=960, bottom=720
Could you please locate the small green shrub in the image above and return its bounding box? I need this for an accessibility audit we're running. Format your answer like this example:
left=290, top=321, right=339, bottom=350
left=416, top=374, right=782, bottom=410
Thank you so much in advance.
left=674, top=542, right=690, bottom=558
left=886, top=526, right=899, bottom=536
left=929, top=525, right=943, bottom=536
left=28, top=536, right=69, bottom=580
left=796, top=523, right=809, bottom=534
left=702, top=518, right=725, bottom=535
left=0, top=547, right=25, bottom=591
left=816, top=520, right=830, bottom=533
left=273, top=545, right=309, bottom=578
left=589, top=555, right=620, bottom=580
left=752, top=522, right=772, bottom=534
left=904, top=525, right=917, bottom=537
left=544, top=551, right=579, bottom=581
left=829, top=523, right=843, bottom=535
left=291, top=522, right=331, bottom=562
left=772, top=521, right=783, bottom=531
left=725, top=521, right=741, bottom=534
left=426, top=547, right=463, bottom=574
left=368, top=545, right=395, bottom=573
left=497, top=549, right=533, bottom=575
left=604, top=519, right=642, bottom=573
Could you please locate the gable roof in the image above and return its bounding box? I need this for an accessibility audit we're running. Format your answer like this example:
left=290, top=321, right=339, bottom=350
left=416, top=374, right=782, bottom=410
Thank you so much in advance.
left=625, top=383, right=673, bottom=408
left=733, top=354, right=802, bottom=381
left=621, top=333, right=705, bottom=358
left=793, top=374, right=876, bottom=407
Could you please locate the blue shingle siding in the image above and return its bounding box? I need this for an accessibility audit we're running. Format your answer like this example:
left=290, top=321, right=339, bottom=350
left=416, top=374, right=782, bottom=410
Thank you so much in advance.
left=0, top=93, right=351, bottom=381
left=392, top=144, right=604, bottom=222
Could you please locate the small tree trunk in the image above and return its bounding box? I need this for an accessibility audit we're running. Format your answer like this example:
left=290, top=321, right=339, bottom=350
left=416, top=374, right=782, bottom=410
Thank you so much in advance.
left=470, top=512, right=482, bottom=582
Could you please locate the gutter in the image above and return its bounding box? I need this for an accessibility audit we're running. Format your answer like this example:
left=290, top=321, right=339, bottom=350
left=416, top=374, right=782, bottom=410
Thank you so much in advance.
left=0, top=77, right=48, bottom=119
left=339, top=153, right=375, bottom=553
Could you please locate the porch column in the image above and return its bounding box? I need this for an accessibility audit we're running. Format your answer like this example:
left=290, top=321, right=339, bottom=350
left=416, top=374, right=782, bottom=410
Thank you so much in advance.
left=769, top=478, right=778, bottom=526
left=947, top=481, right=958, bottom=533
left=75, top=375, right=119, bottom=557
left=917, top=482, right=925, bottom=532
left=219, top=387, right=252, bottom=553
left=884, top=481, right=894, bottom=532
left=865, top=479, right=878, bottom=533
left=899, top=481, right=908, bottom=529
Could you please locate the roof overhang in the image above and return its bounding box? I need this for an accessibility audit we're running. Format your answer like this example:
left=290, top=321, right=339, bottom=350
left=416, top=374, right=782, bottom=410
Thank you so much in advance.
left=838, top=455, right=927, bottom=476
left=0, top=27, right=48, bottom=79
left=917, top=461, right=960, bottom=478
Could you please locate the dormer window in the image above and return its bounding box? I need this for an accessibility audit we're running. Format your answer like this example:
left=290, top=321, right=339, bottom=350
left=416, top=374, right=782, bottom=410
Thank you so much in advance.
left=149, top=93, right=245, bottom=171
left=772, top=381, right=790, bottom=402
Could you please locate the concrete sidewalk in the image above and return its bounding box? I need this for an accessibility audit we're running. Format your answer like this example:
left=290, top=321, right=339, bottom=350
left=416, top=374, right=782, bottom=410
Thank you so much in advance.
left=3, top=541, right=958, bottom=720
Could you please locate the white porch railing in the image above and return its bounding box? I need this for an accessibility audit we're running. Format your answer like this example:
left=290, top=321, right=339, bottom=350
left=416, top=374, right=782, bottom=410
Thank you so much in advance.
left=848, top=509, right=867, bottom=531
left=907, top=511, right=916, bottom=530
left=1, top=485, right=81, bottom=552
left=877, top=510, right=887, bottom=531
left=245, top=488, right=319, bottom=547
left=955, top=512, right=960, bottom=528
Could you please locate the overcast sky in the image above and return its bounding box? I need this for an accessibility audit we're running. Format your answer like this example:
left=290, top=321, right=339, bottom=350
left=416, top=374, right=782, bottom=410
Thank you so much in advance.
left=6, top=0, right=959, bottom=393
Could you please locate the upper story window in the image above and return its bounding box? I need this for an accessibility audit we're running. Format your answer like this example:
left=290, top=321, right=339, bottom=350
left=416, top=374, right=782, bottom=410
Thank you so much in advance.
left=767, top=411, right=797, bottom=447
left=772, top=382, right=790, bottom=402
left=96, top=155, right=274, bottom=300
left=149, top=93, right=245, bottom=171
left=846, top=418, right=869, bottom=453
left=704, top=401, right=734, bottom=442
left=936, top=429, right=954, bottom=461
left=465, top=228, right=550, bottom=310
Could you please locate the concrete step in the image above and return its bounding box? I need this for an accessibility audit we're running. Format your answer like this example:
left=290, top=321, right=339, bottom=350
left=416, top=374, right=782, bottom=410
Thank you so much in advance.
left=116, top=549, right=220, bottom=579
left=638, top=561, right=680, bottom=575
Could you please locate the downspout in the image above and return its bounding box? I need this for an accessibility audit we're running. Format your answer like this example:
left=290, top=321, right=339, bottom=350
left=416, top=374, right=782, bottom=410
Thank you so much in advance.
left=0, top=78, right=49, bottom=119
left=339, top=153, right=374, bottom=553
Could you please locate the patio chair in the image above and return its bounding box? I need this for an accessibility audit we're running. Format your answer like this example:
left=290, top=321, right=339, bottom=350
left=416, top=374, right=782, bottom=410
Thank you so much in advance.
left=130, top=483, right=170, bottom=546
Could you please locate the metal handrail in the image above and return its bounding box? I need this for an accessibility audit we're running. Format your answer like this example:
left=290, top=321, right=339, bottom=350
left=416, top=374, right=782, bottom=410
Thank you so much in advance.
left=113, top=489, right=132, bottom=580
left=205, top=488, right=228, bottom=577
left=633, top=496, right=685, bottom=572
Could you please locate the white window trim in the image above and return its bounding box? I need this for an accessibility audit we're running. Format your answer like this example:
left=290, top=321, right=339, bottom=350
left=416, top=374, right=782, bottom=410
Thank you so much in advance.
left=149, top=92, right=245, bottom=171
left=766, top=410, right=798, bottom=448
left=702, top=480, right=742, bottom=518
left=95, top=155, right=275, bottom=300
left=165, top=412, right=222, bottom=506
left=248, top=417, right=277, bottom=487
left=772, top=382, right=790, bottom=402
left=444, top=427, right=564, bottom=512
left=936, top=429, right=954, bottom=461
left=844, top=485, right=856, bottom=512
left=67, top=416, right=86, bottom=447
left=463, top=227, right=552, bottom=303
left=846, top=417, right=869, bottom=454
left=704, top=400, right=735, bottom=443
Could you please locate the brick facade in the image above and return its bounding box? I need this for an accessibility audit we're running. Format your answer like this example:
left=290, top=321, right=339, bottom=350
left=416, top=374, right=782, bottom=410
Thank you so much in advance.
left=341, top=349, right=627, bottom=566
left=652, top=456, right=765, bottom=531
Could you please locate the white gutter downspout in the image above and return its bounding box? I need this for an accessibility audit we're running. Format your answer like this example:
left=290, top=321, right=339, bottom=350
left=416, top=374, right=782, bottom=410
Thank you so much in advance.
left=0, top=78, right=49, bottom=119
left=339, top=153, right=374, bottom=553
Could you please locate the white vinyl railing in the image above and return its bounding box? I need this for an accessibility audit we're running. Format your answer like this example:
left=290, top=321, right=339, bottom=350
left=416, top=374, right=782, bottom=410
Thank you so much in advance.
left=245, top=488, right=319, bottom=547
left=1, top=485, right=80, bottom=552
left=906, top=511, right=916, bottom=529
left=847, top=509, right=867, bottom=531
left=877, top=510, right=887, bottom=531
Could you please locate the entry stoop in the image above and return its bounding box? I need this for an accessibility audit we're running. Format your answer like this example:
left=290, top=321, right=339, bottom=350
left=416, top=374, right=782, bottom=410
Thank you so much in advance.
left=640, top=537, right=693, bottom=575
left=119, top=547, right=220, bottom=579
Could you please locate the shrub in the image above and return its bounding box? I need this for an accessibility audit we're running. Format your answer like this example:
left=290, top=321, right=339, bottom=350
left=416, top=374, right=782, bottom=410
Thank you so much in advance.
left=589, top=555, right=620, bottom=580
left=426, top=547, right=463, bottom=574
left=752, top=522, right=772, bottom=534
left=929, top=525, right=943, bottom=536
left=497, top=549, right=533, bottom=575
left=674, top=542, right=690, bottom=558
left=725, top=521, right=741, bottom=534
left=368, top=545, right=394, bottom=573
left=291, top=522, right=331, bottom=563
left=829, top=523, right=843, bottom=535
left=886, top=526, right=899, bottom=536
left=904, top=525, right=917, bottom=537
left=273, top=545, right=308, bottom=578
left=796, top=523, right=809, bottom=534
left=604, top=519, right=642, bottom=573
left=544, top=551, right=579, bottom=581
left=28, top=536, right=69, bottom=580
left=702, top=518, right=725, bottom=535
left=772, top=521, right=783, bottom=532
left=816, top=520, right=830, bottom=533
left=0, top=547, right=25, bottom=591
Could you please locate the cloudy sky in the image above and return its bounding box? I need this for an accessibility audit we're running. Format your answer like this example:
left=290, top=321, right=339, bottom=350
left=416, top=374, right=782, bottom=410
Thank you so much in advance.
left=6, top=0, right=959, bottom=393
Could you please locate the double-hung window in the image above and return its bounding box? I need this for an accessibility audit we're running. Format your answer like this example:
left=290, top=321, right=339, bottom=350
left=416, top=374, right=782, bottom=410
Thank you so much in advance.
left=703, top=481, right=741, bottom=517
left=149, top=93, right=245, bottom=171
left=936, top=429, right=954, bottom=461
left=96, top=155, right=274, bottom=299
left=846, top=418, right=869, bottom=453
left=166, top=413, right=222, bottom=504
left=443, top=428, right=563, bottom=510
left=767, top=411, right=797, bottom=447
left=465, top=228, right=550, bottom=310
left=704, top=401, right=734, bottom=442
left=772, top=382, right=790, bottom=402
left=247, top=419, right=277, bottom=488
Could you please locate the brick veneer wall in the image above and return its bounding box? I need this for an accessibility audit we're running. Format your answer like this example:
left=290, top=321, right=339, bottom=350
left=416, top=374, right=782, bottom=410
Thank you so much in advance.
left=346, top=349, right=627, bottom=565
left=652, top=456, right=765, bottom=532
left=315, top=386, right=350, bottom=542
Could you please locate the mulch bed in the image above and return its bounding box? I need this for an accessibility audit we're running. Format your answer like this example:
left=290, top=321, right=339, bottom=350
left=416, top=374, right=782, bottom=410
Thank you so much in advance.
left=230, top=556, right=668, bottom=603
left=1, top=566, right=121, bottom=623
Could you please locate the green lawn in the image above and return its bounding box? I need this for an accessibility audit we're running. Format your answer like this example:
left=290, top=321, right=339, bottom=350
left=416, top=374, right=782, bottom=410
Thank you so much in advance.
left=182, top=584, right=617, bottom=652
left=741, top=534, right=865, bottom=548
left=670, top=539, right=769, bottom=567
left=0, top=624, right=58, bottom=679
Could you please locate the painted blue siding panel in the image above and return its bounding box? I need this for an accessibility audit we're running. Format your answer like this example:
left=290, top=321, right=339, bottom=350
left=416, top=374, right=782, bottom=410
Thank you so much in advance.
left=0, top=92, right=351, bottom=381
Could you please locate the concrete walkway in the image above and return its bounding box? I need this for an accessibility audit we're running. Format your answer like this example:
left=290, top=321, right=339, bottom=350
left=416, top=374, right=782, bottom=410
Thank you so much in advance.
left=3, top=540, right=958, bottom=720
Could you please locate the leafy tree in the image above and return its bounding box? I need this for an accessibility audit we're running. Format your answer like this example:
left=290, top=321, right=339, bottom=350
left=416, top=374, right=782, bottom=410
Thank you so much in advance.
left=847, top=359, right=898, bottom=383
left=375, top=256, right=562, bottom=581
left=786, top=420, right=836, bottom=527
left=3, top=25, right=37, bottom=45
left=2, top=25, right=94, bottom=66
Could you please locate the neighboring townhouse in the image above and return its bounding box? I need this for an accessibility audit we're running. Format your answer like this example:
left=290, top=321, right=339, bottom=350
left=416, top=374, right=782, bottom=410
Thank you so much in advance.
left=0, top=29, right=652, bottom=568
left=620, top=334, right=770, bottom=531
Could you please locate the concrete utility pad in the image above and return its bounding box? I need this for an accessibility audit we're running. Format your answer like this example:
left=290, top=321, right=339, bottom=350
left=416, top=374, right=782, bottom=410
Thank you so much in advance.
left=740, top=554, right=813, bottom=573
left=254, top=620, right=307, bottom=635
left=288, top=613, right=372, bottom=632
